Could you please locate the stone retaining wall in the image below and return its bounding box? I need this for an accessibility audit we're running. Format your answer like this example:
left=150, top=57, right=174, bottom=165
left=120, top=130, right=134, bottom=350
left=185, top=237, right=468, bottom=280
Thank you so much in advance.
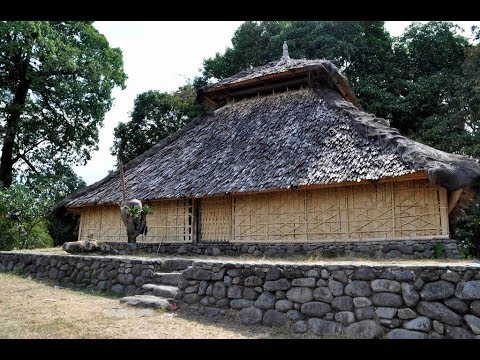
left=178, top=260, right=480, bottom=339
left=0, top=252, right=192, bottom=296
left=104, top=239, right=461, bottom=259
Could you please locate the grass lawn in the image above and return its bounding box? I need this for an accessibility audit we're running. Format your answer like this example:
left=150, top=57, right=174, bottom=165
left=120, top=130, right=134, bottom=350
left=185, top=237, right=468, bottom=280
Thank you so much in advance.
left=0, top=272, right=304, bottom=339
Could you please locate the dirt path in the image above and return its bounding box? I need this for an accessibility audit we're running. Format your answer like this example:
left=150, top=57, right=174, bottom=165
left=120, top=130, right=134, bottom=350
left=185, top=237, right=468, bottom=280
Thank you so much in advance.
left=0, top=272, right=294, bottom=339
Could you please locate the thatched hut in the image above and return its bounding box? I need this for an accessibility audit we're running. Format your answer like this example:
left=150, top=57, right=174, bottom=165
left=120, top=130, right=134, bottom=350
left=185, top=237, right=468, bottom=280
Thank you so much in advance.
left=59, top=43, right=480, bottom=258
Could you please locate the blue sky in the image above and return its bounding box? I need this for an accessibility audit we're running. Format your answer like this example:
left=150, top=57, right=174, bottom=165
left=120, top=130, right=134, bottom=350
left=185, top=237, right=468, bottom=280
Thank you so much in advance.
left=73, top=21, right=480, bottom=185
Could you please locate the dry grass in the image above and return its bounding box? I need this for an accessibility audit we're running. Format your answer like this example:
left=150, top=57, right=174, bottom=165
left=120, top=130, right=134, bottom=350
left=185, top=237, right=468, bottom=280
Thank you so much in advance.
left=0, top=272, right=307, bottom=339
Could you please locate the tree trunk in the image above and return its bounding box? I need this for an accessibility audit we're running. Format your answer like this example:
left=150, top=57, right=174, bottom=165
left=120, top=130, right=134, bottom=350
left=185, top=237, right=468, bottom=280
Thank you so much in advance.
left=0, top=55, right=31, bottom=188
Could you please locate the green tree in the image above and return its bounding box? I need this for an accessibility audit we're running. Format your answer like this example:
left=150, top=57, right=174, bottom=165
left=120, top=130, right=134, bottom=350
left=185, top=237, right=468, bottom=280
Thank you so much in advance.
left=0, top=184, right=54, bottom=250
left=111, top=84, right=203, bottom=163
left=0, top=21, right=127, bottom=188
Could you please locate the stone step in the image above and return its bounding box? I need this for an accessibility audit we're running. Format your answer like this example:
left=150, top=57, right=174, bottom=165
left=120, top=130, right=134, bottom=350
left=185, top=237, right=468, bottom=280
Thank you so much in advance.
left=142, top=283, right=179, bottom=298
left=153, top=272, right=182, bottom=286
left=120, top=295, right=171, bottom=310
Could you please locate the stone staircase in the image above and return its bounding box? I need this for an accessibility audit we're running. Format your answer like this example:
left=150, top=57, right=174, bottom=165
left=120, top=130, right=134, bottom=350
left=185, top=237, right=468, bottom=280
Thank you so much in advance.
left=120, top=260, right=190, bottom=311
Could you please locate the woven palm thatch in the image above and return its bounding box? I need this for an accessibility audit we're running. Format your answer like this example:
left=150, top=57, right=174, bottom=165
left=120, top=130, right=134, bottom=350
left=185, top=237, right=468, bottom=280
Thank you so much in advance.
left=58, top=56, right=480, bottom=213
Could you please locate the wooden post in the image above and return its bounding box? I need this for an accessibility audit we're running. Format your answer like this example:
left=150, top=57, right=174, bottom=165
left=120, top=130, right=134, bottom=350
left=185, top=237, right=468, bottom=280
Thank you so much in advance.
left=448, top=188, right=463, bottom=214
left=117, top=143, right=126, bottom=202
left=194, top=198, right=201, bottom=243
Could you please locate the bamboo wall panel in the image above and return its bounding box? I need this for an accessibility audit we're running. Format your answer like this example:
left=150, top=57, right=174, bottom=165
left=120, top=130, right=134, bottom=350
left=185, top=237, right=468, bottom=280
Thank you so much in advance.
left=78, top=179, right=449, bottom=244
left=78, top=200, right=192, bottom=243
left=200, top=197, right=232, bottom=241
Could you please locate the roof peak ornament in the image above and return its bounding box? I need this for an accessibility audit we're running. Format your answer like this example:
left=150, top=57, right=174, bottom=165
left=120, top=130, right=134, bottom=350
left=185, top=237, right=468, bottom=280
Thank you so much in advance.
left=277, top=41, right=290, bottom=65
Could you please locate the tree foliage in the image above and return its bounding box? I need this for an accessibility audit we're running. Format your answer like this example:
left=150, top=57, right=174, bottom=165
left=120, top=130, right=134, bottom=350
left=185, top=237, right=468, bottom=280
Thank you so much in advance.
left=0, top=184, right=54, bottom=250
left=111, top=84, right=203, bottom=163
left=0, top=21, right=127, bottom=187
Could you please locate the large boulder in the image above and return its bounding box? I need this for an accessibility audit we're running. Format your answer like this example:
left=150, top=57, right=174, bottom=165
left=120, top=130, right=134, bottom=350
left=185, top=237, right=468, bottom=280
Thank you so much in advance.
left=63, top=240, right=109, bottom=254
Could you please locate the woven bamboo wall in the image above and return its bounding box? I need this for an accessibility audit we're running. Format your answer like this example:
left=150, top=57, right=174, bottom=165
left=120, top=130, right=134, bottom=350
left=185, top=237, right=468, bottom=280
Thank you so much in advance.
left=77, top=178, right=448, bottom=243
left=78, top=199, right=192, bottom=243
left=200, top=178, right=449, bottom=242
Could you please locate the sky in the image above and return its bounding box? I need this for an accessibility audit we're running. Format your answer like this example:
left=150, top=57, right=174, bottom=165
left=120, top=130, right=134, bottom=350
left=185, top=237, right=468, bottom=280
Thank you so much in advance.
left=73, top=21, right=480, bottom=185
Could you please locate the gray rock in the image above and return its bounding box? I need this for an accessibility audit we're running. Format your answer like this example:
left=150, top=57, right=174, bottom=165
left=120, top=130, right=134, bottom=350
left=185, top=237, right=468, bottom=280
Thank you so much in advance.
left=464, top=315, right=480, bottom=335
left=324, top=312, right=334, bottom=320
left=275, top=299, right=293, bottom=312
left=300, top=302, right=332, bottom=317
left=185, top=284, right=199, bottom=294
left=286, top=287, right=314, bottom=303
left=398, top=308, right=417, bottom=319
left=316, top=279, right=327, bottom=287
left=328, top=279, right=344, bottom=297
left=131, top=265, right=143, bottom=276
left=243, top=287, right=258, bottom=301
left=313, top=287, right=333, bottom=303
left=401, top=283, right=420, bottom=307
left=96, top=281, right=110, bottom=292
left=205, top=307, right=220, bottom=317
left=420, top=280, right=455, bottom=301
left=371, top=279, right=401, bottom=293
left=387, top=329, right=427, bottom=339
left=308, top=319, right=343, bottom=337
left=443, top=298, right=468, bottom=314
left=263, top=279, right=291, bottom=291
left=345, top=281, right=371, bottom=297
left=227, top=285, right=243, bottom=299
left=320, top=269, right=330, bottom=279
left=244, top=276, right=263, bottom=287
left=380, top=318, right=403, bottom=329
left=286, top=310, right=304, bottom=321
left=352, top=267, right=377, bottom=281
left=111, top=284, right=124, bottom=294
left=335, top=311, right=355, bottom=324
left=182, top=267, right=212, bottom=280
left=441, top=271, right=461, bottom=283
left=177, top=245, right=187, bottom=254
left=263, top=309, right=288, bottom=327
left=205, top=284, right=213, bottom=296
left=417, top=301, right=462, bottom=326
left=455, top=281, right=480, bottom=300
left=332, top=270, right=348, bottom=284
left=240, top=307, right=263, bottom=325
left=211, top=247, right=221, bottom=256
left=265, top=267, right=282, bottom=280
left=232, top=277, right=242, bottom=285
left=134, top=276, right=146, bottom=287
left=332, top=296, right=353, bottom=311
left=444, top=326, right=474, bottom=339
left=295, top=320, right=307, bottom=333
left=375, top=307, right=397, bottom=319
left=394, top=271, right=415, bottom=282
left=212, top=282, right=227, bottom=299
left=433, top=320, right=444, bottom=334
left=226, top=269, right=240, bottom=277
left=372, top=292, right=403, bottom=307
left=183, top=294, right=200, bottom=304
left=216, top=298, right=229, bottom=308
left=198, top=281, right=208, bottom=296
left=48, top=268, right=58, bottom=280
left=200, top=298, right=210, bottom=306
left=471, top=300, right=480, bottom=317
left=413, top=278, right=424, bottom=291
left=120, top=295, right=169, bottom=309
left=230, top=299, right=254, bottom=309
left=211, top=269, right=225, bottom=281
left=353, top=297, right=372, bottom=308
left=254, top=291, right=276, bottom=310
left=306, top=270, right=319, bottom=278
left=399, top=245, right=414, bottom=255
left=355, top=306, right=375, bottom=320
left=223, top=276, right=232, bottom=287
left=292, top=278, right=316, bottom=287
left=276, top=290, right=286, bottom=300
left=403, top=316, right=432, bottom=332
left=346, top=320, right=383, bottom=339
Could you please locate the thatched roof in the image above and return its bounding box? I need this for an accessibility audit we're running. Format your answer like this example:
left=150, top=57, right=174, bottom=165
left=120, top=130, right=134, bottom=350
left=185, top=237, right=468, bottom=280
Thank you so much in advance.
left=60, top=54, right=480, bottom=210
